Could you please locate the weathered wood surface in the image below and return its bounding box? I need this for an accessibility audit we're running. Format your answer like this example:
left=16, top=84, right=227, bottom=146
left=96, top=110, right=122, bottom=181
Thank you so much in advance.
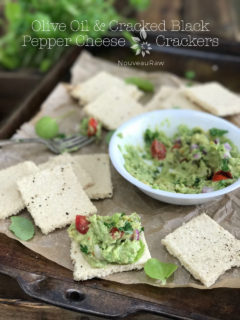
left=137, top=0, right=240, bottom=41
left=0, top=232, right=240, bottom=319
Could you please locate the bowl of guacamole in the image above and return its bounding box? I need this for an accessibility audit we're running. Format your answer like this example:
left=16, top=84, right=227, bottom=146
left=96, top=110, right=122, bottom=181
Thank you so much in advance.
left=109, top=110, right=240, bottom=205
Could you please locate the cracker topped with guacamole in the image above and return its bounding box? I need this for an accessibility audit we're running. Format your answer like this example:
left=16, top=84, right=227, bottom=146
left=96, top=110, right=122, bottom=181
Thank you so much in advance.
left=123, top=125, right=240, bottom=194
left=68, top=213, right=151, bottom=280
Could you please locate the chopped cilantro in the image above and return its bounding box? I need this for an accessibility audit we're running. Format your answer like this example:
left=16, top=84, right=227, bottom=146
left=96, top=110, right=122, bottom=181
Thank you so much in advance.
left=80, top=244, right=89, bottom=254
left=209, top=128, right=228, bottom=137
left=104, top=222, right=115, bottom=229
left=119, top=221, right=133, bottom=234
left=194, top=177, right=200, bottom=186
left=144, top=129, right=158, bottom=144
left=222, top=158, right=230, bottom=171
left=140, top=227, right=144, bottom=232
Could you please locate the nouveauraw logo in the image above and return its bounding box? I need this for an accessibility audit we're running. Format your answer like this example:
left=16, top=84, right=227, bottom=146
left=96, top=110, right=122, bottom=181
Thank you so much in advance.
left=131, top=28, right=152, bottom=57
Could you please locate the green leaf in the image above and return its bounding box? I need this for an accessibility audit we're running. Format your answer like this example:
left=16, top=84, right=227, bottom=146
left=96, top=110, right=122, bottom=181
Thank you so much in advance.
left=144, top=258, right=178, bottom=283
left=209, top=128, right=228, bottom=137
left=35, top=116, right=59, bottom=139
left=185, top=70, right=196, bottom=80
left=9, top=216, right=35, bottom=241
left=5, top=2, right=22, bottom=23
left=122, top=30, right=140, bottom=53
left=125, top=77, right=154, bottom=92
left=130, top=0, right=150, bottom=11
left=105, top=130, right=116, bottom=144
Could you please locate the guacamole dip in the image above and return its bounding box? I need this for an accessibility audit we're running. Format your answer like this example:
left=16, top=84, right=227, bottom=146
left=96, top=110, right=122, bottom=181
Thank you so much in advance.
left=68, top=213, right=145, bottom=268
left=123, top=125, right=240, bottom=194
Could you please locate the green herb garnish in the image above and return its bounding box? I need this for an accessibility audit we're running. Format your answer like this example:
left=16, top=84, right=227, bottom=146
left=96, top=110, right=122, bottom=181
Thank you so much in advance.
left=80, top=244, right=89, bottom=254
left=9, top=216, right=35, bottom=241
left=104, top=222, right=115, bottom=229
left=117, top=133, right=123, bottom=138
left=125, top=77, right=154, bottom=92
left=144, top=129, right=159, bottom=144
left=105, top=130, right=116, bottom=145
left=56, top=133, right=66, bottom=139
left=222, top=158, right=230, bottom=171
left=194, top=177, right=200, bottom=186
left=119, top=221, right=133, bottom=234
left=209, top=128, right=228, bottom=137
left=185, top=70, right=196, bottom=80
left=144, top=258, right=178, bottom=284
left=35, top=116, right=59, bottom=139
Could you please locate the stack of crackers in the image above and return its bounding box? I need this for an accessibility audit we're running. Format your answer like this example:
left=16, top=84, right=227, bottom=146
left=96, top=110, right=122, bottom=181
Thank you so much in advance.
left=70, top=71, right=240, bottom=128
left=70, top=71, right=146, bottom=130
left=146, top=82, right=240, bottom=117
left=0, top=153, right=112, bottom=234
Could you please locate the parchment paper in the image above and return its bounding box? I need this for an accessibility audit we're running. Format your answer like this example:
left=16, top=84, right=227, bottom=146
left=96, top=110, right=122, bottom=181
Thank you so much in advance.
left=0, top=51, right=240, bottom=289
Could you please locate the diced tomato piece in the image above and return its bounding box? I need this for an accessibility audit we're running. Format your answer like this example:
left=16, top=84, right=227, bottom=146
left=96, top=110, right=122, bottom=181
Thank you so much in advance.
left=151, top=139, right=167, bottom=160
left=75, top=215, right=90, bottom=234
left=87, top=117, right=98, bottom=136
left=172, top=142, right=181, bottom=149
left=110, top=227, right=124, bottom=238
left=212, top=170, right=233, bottom=181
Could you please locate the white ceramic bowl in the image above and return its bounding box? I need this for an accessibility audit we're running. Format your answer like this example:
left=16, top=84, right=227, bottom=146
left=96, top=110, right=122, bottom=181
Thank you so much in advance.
left=109, top=109, right=240, bottom=205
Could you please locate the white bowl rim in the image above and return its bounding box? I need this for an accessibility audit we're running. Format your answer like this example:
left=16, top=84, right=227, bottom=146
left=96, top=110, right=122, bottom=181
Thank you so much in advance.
left=109, top=109, right=240, bottom=200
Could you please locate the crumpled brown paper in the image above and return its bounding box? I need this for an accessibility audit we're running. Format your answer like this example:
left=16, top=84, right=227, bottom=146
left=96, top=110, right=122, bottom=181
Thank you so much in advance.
left=0, top=51, right=240, bottom=289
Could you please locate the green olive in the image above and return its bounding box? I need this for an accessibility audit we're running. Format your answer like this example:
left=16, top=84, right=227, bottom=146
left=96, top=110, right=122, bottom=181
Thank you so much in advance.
left=35, top=116, right=59, bottom=139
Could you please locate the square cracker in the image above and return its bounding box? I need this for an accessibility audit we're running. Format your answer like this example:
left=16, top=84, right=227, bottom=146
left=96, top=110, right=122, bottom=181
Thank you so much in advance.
left=70, top=233, right=151, bottom=280
left=70, top=71, right=143, bottom=105
left=0, top=161, right=39, bottom=219
left=183, top=82, right=240, bottom=116
left=39, top=153, right=93, bottom=189
left=74, top=154, right=112, bottom=200
left=162, top=213, right=239, bottom=287
left=83, top=86, right=144, bottom=130
left=17, top=165, right=97, bottom=234
left=146, top=86, right=201, bottom=111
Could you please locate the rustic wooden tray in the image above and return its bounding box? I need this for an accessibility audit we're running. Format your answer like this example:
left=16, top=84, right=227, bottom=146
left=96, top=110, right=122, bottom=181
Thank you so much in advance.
left=1, top=233, right=239, bottom=319
left=0, top=47, right=81, bottom=139
left=1, top=47, right=240, bottom=319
